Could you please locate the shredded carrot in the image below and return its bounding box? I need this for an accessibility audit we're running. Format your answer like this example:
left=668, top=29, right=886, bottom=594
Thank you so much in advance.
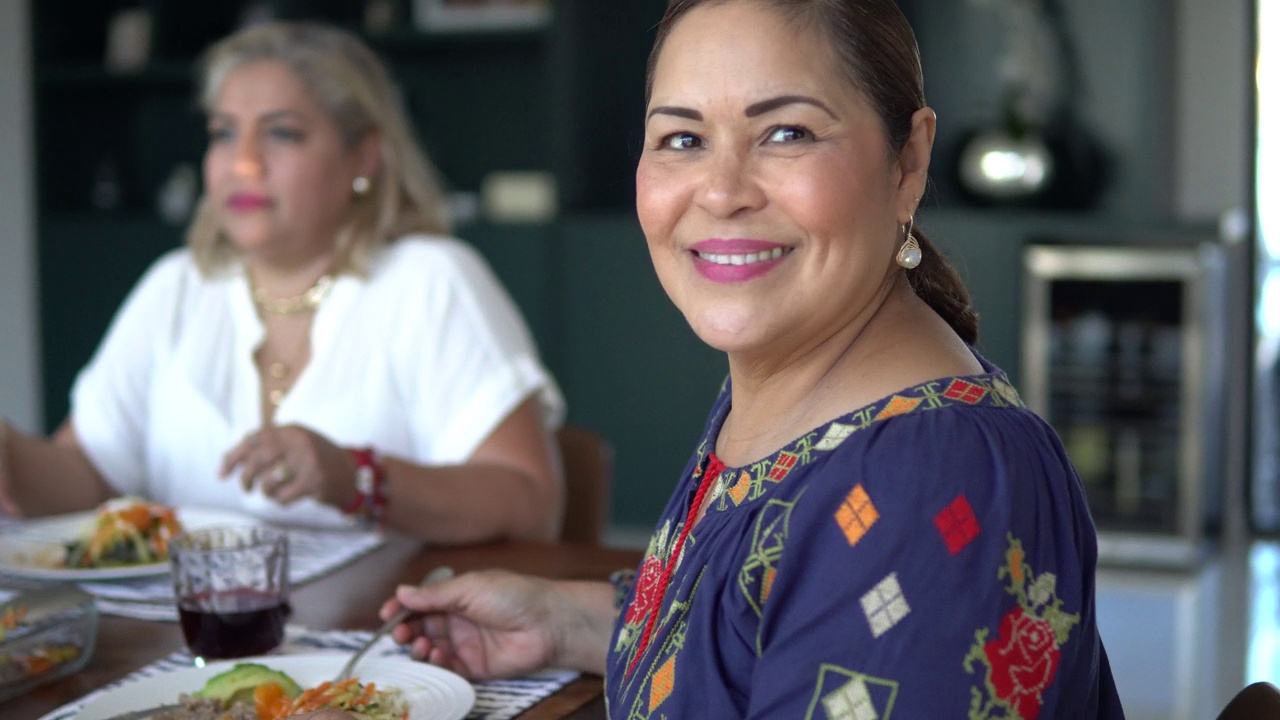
left=259, top=676, right=406, bottom=720
left=117, top=504, right=152, bottom=531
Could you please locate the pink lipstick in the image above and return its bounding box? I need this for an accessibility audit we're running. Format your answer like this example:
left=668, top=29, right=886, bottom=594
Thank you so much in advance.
left=689, top=239, right=792, bottom=284
left=227, top=193, right=273, bottom=211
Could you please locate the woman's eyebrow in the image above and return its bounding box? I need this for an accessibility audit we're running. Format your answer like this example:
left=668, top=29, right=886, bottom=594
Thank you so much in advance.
left=646, top=106, right=702, bottom=122
left=645, top=95, right=838, bottom=123
left=745, top=95, right=837, bottom=119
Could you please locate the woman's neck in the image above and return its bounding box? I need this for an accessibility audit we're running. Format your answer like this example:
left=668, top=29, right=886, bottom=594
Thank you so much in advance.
left=716, top=280, right=973, bottom=466
left=246, top=250, right=336, bottom=300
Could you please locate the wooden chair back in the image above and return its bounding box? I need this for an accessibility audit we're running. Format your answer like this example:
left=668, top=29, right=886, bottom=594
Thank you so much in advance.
left=557, top=425, right=614, bottom=545
left=1217, top=682, right=1280, bottom=720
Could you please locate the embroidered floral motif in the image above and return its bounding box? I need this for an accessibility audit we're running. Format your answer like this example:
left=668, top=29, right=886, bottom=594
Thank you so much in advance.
left=964, top=534, right=1080, bottom=719
left=626, top=556, right=665, bottom=625
left=622, top=455, right=724, bottom=679
left=615, top=521, right=672, bottom=656
left=622, top=572, right=705, bottom=720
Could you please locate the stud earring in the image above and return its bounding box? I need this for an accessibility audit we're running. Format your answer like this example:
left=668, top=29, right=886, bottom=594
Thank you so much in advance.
left=896, top=217, right=922, bottom=269
left=352, top=176, right=371, bottom=195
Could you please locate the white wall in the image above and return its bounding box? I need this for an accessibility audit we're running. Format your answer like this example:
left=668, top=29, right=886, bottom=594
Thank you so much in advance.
left=0, top=0, right=41, bottom=432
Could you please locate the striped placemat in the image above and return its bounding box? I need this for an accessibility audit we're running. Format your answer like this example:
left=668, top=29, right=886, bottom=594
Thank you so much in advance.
left=35, top=626, right=579, bottom=720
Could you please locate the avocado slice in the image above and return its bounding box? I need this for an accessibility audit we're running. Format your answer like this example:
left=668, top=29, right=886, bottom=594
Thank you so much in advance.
left=193, top=662, right=303, bottom=707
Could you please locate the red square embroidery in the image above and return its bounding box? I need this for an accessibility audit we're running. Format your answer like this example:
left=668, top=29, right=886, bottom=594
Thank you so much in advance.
left=934, top=494, right=981, bottom=555
left=943, top=379, right=987, bottom=404
left=768, top=452, right=798, bottom=481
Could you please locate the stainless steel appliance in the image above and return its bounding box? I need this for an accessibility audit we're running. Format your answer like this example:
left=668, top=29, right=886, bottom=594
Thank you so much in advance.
left=1022, top=243, right=1227, bottom=566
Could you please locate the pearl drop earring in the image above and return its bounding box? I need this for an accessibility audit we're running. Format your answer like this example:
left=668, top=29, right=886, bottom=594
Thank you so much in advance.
left=896, top=217, right=922, bottom=269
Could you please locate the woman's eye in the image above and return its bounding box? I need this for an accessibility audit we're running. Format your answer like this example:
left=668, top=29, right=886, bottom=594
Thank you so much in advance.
left=766, top=126, right=810, bottom=144
left=207, top=126, right=233, bottom=143
left=660, top=132, right=702, bottom=150
left=267, top=127, right=305, bottom=142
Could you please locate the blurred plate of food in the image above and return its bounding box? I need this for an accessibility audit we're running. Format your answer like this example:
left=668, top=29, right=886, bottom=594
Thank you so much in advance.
left=71, top=653, right=475, bottom=720
left=0, top=501, right=259, bottom=581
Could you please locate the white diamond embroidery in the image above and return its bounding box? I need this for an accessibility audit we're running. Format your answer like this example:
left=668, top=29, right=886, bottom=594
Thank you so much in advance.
left=707, top=475, right=726, bottom=505
left=815, top=423, right=857, bottom=451
left=860, top=573, right=910, bottom=638
left=822, top=677, right=879, bottom=720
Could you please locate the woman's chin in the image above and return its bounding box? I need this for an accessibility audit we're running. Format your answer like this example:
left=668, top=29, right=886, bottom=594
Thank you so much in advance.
left=223, top=231, right=271, bottom=254
left=686, top=312, right=763, bottom=355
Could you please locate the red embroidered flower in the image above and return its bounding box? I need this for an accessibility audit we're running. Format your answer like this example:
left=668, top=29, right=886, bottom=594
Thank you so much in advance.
left=983, top=608, right=1061, bottom=719
left=625, top=555, right=665, bottom=625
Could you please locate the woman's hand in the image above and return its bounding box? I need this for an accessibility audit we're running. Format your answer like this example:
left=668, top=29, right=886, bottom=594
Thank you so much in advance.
left=220, top=425, right=357, bottom=508
left=381, top=569, right=566, bottom=681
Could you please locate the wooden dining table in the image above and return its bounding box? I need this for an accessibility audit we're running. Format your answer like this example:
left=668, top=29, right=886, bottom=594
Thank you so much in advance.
left=2, top=534, right=644, bottom=720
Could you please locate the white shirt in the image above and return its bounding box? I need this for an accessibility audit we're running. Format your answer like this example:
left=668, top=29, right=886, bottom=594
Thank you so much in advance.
left=71, top=235, right=564, bottom=528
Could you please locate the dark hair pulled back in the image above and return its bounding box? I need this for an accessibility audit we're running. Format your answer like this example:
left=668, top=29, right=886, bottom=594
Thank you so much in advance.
left=646, top=0, right=979, bottom=345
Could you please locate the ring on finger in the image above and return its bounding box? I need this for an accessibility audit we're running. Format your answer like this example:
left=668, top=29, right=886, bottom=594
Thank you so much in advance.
left=269, top=460, right=294, bottom=485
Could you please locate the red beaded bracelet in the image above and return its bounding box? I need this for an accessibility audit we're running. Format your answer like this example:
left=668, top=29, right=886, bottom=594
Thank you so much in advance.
left=343, top=447, right=387, bottom=522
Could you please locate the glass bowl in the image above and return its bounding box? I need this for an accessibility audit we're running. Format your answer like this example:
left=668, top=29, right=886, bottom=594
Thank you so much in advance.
left=0, top=586, right=98, bottom=702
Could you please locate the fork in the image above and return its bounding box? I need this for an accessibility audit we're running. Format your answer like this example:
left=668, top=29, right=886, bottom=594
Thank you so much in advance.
left=333, top=565, right=455, bottom=682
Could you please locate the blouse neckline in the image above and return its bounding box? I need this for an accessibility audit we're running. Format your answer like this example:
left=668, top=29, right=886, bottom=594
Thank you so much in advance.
left=697, top=352, right=1023, bottom=476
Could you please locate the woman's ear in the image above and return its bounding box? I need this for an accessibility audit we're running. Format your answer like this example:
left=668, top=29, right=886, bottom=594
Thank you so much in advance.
left=897, top=107, right=936, bottom=216
left=356, top=131, right=382, bottom=183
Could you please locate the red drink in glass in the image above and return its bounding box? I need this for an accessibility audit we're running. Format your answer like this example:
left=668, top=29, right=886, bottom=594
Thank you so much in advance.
left=177, top=588, right=291, bottom=659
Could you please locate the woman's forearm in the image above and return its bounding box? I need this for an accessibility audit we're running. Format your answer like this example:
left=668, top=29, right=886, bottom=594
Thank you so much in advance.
left=379, top=458, right=562, bottom=543
left=551, top=580, right=621, bottom=675
left=4, top=421, right=114, bottom=516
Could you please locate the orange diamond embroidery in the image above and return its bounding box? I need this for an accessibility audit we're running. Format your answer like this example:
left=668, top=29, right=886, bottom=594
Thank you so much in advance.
left=875, top=394, right=922, bottom=421
left=728, top=471, right=752, bottom=505
left=649, top=654, right=676, bottom=713
left=835, top=484, right=879, bottom=547
left=943, top=379, right=987, bottom=404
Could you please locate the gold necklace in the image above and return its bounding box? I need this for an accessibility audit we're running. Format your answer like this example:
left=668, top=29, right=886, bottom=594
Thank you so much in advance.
left=252, top=274, right=335, bottom=315
left=258, top=336, right=311, bottom=408
left=265, top=359, right=293, bottom=407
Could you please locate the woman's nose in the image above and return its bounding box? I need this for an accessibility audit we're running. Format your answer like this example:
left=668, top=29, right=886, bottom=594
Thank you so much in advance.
left=695, top=148, right=765, bottom=218
left=232, top=138, right=264, bottom=179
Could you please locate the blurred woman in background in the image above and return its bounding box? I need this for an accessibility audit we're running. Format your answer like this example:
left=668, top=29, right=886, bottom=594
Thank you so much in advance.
left=0, top=22, right=564, bottom=544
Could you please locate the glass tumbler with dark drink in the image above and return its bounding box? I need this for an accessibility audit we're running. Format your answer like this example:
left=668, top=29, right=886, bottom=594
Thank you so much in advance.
left=169, top=526, right=290, bottom=661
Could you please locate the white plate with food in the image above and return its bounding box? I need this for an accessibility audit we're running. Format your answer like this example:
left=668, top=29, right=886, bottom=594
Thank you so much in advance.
left=0, top=503, right=260, bottom=581
left=70, top=653, right=476, bottom=720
